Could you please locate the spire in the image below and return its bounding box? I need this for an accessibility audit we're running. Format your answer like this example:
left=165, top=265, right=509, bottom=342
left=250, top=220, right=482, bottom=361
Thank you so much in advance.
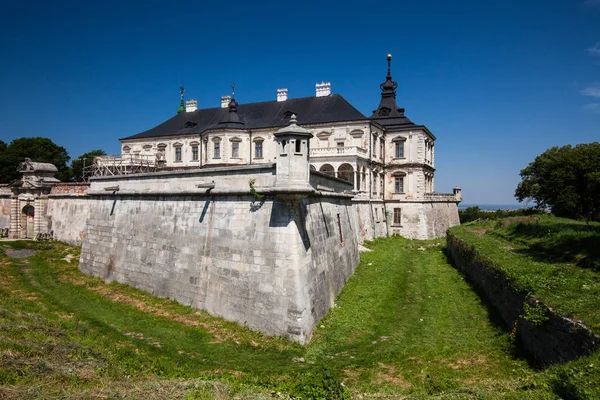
left=228, top=83, right=238, bottom=112
left=216, top=83, right=244, bottom=128
left=177, top=86, right=185, bottom=114
left=380, top=53, right=398, bottom=97
left=370, top=53, right=403, bottom=119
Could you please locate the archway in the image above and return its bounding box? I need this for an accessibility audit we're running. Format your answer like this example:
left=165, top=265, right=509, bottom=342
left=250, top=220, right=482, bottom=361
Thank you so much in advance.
left=337, top=163, right=354, bottom=185
left=22, top=205, right=34, bottom=239
left=319, top=164, right=335, bottom=177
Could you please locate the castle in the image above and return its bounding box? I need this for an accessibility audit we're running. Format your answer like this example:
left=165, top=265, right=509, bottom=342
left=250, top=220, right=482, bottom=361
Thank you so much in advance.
left=0, top=55, right=461, bottom=342
left=113, top=54, right=461, bottom=240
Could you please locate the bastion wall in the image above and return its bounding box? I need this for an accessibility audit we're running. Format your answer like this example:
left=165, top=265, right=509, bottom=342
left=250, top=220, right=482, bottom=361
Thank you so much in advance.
left=77, top=165, right=359, bottom=343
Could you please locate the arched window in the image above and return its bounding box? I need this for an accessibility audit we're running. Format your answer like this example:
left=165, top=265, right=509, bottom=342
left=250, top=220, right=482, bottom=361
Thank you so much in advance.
left=337, top=163, right=354, bottom=185
left=319, top=164, right=335, bottom=176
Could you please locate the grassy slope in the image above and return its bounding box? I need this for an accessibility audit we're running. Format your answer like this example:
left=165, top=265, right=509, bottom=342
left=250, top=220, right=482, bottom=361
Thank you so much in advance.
left=0, top=238, right=564, bottom=399
left=450, top=216, right=600, bottom=332
left=449, top=215, right=600, bottom=399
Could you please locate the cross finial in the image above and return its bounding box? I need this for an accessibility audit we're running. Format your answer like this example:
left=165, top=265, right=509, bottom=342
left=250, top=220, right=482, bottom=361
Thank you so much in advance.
left=231, top=83, right=235, bottom=98
left=180, top=86, right=185, bottom=98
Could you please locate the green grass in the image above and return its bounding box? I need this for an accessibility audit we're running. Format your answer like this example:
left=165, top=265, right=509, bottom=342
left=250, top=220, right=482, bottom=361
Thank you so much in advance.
left=449, top=215, right=600, bottom=398
left=450, top=215, right=600, bottom=332
left=0, top=237, right=585, bottom=398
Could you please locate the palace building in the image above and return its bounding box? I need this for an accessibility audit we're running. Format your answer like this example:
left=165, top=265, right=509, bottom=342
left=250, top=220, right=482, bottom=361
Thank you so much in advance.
left=114, top=55, right=460, bottom=239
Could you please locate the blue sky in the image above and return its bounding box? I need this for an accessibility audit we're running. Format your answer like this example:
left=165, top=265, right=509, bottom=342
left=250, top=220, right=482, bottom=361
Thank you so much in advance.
left=1, top=0, right=599, bottom=204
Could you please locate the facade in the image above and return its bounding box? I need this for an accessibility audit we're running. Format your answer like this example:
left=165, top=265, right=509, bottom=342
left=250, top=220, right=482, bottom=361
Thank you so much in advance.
left=115, top=55, right=461, bottom=239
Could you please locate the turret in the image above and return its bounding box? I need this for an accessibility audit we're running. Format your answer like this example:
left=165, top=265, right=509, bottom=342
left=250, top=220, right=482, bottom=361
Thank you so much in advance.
left=274, top=114, right=313, bottom=189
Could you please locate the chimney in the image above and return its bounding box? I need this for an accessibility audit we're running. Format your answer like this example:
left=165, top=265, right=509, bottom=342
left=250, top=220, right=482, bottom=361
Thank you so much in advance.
left=315, top=82, right=331, bottom=97
left=185, top=99, right=198, bottom=112
left=277, top=88, right=288, bottom=102
left=221, top=95, right=231, bottom=108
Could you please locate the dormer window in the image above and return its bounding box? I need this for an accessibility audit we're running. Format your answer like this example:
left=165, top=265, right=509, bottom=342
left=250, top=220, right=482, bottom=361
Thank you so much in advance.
left=283, top=111, right=295, bottom=120
left=184, top=121, right=197, bottom=128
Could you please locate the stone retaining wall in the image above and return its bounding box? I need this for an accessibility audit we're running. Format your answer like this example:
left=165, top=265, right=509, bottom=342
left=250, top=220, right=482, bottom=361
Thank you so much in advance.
left=446, top=233, right=600, bottom=366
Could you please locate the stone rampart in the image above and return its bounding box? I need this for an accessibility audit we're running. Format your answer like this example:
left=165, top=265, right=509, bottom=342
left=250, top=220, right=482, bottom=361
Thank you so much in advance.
left=78, top=166, right=359, bottom=343
left=446, top=233, right=600, bottom=366
left=387, top=201, right=460, bottom=240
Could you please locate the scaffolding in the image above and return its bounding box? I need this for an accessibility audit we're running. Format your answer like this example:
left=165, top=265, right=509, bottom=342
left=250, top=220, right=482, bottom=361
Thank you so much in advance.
left=83, top=154, right=163, bottom=180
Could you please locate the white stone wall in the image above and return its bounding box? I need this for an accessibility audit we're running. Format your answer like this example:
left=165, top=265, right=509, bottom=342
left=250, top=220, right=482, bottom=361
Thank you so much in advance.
left=121, top=135, right=202, bottom=167
left=78, top=191, right=358, bottom=343
left=46, top=197, right=93, bottom=245
left=386, top=201, right=460, bottom=240
left=0, top=196, right=11, bottom=230
left=352, top=201, right=389, bottom=242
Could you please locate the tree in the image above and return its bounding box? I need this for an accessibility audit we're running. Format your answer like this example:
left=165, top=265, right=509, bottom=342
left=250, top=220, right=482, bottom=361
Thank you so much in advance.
left=0, top=137, right=71, bottom=183
left=70, top=149, right=106, bottom=181
left=515, top=142, right=600, bottom=221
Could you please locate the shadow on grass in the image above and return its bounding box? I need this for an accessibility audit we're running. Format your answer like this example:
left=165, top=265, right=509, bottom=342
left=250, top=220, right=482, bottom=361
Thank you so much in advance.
left=441, top=245, right=536, bottom=368
left=499, top=222, right=600, bottom=271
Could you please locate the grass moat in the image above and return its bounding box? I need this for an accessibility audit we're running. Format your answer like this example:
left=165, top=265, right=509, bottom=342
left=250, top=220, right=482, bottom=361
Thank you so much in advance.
left=1, top=215, right=599, bottom=399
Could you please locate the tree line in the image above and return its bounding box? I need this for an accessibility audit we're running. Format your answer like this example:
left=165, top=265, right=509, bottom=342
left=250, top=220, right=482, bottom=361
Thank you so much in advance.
left=515, top=142, right=600, bottom=222
left=0, top=137, right=105, bottom=184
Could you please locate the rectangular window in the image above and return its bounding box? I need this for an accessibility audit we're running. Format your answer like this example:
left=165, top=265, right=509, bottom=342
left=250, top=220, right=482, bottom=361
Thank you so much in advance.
left=232, top=142, right=239, bottom=158
left=395, top=141, right=404, bottom=158
left=393, top=208, right=402, bottom=225
left=191, top=146, right=198, bottom=161
left=214, top=142, right=220, bottom=159
left=337, top=142, right=344, bottom=147
left=255, top=142, right=263, bottom=158
left=372, top=136, right=377, bottom=157
left=175, top=147, right=182, bottom=162
left=394, top=177, right=404, bottom=193
left=295, top=139, right=302, bottom=153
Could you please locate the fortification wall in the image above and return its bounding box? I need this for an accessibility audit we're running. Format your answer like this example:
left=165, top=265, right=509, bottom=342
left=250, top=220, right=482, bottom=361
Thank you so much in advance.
left=45, top=183, right=91, bottom=245
left=387, top=201, right=460, bottom=240
left=447, top=233, right=599, bottom=365
left=353, top=201, right=388, bottom=242
left=46, top=197, right=92, bottom=245
left=77, top=167, right=359, bottom=343
left=0, top=185, right=10, bottom=231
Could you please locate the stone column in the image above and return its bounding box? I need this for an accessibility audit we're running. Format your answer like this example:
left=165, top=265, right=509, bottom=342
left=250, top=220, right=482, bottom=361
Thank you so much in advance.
left=10, top=195, right=19, bottom=239
left=33, top=197, right=41, bottom=238
left=353, top=170, right=358, bottom=191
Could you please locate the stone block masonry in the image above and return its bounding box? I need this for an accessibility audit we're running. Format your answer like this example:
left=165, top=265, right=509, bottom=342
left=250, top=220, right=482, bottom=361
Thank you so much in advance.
left=78, top=166, right=359, bottom=343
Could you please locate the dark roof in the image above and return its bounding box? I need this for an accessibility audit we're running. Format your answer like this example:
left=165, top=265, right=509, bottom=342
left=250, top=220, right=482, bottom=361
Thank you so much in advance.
left=369, top=55, right=420, bottom=132
left=122, top=94, right=366, bottom=140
